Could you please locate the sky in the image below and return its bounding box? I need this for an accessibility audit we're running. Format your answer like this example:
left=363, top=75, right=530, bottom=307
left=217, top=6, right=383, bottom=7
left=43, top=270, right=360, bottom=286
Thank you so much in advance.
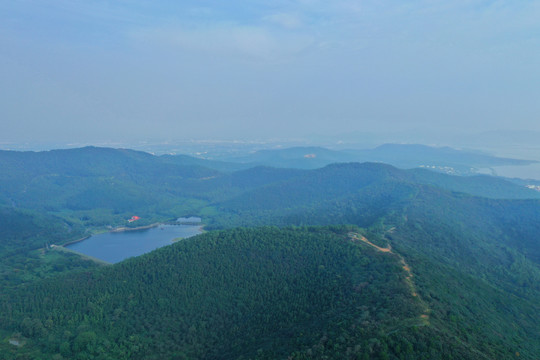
left=1, top=0, right=540, bottom=144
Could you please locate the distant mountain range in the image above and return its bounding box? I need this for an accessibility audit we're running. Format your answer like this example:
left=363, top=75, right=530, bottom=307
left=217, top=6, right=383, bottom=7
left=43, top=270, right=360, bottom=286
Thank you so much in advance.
left=1, top=146, right=540, bottom=359
left=0, top=147, right=537, bottom=222
left=217, top=144, right=536, bottom=173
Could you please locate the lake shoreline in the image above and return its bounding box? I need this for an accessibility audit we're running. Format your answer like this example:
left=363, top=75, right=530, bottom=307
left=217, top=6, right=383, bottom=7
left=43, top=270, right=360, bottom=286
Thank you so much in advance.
left=52, top=245, right=111, bottom=265
left=110, top=222, right=161, bottom=233
left=61, top=221, right=204, bottom=248
left=62, top=222, right=204, bottom=263
left=62, top=235, right=91, bottom=247
left=60, top=224, right=161, bottom=247
left=111, top=222, right=205, bottom=234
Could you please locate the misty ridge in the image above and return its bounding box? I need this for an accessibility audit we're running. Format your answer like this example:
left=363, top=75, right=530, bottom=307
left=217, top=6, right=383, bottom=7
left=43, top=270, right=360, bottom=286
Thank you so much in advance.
left=1, top=142, right=540, bottom=359
left=2, top=1, right=540, bottom=359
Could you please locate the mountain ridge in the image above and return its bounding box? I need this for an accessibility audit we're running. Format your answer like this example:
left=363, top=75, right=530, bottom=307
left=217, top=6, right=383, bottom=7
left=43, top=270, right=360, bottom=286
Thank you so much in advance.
left=1, top=146, right=540, bottom=359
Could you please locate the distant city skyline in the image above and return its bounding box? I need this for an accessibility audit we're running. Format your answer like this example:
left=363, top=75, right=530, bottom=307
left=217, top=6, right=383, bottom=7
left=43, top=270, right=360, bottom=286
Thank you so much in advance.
left=2, top=1, right=540, bottom=143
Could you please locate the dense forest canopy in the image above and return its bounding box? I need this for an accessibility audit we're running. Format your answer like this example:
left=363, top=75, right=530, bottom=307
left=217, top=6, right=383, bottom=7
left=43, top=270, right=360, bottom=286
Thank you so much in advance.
left=1, top=147, right=539, bottom=359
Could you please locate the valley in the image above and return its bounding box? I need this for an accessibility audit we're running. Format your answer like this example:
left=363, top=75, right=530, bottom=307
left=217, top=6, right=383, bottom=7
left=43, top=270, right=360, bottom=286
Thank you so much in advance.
left=4, top=1, right=540, bottom=358
left=0, top=146, right=539, bottom=359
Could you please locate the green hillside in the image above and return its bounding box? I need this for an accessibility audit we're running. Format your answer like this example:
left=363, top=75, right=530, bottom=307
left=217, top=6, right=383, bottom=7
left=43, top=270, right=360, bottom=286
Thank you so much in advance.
left=1, top=226, right=489, bottom=360
left=1, top=149, right=536, bottom=230
left=208, top=162, right=540, bottom=229
left=1, top=147, right=540, bottom=359
left=0, top=148, right=308, bottom=228
left=0, top=207, right=101, bottom=291
left=205, top=165, right=540, bottom=358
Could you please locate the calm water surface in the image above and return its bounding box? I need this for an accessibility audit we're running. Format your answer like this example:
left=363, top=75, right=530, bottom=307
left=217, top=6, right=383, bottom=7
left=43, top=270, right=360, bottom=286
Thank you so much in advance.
left=491, top=163, right=540, bottom=180
left=476, top=146, right=540, bottom=181
left=66, top=224, right=202, bottom=263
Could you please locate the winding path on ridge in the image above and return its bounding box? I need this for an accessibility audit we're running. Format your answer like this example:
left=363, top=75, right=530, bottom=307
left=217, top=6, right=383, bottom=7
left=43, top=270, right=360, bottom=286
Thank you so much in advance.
left=348, top=232, right=495, bottom=360
left=348, top=232, right=431, bottom=325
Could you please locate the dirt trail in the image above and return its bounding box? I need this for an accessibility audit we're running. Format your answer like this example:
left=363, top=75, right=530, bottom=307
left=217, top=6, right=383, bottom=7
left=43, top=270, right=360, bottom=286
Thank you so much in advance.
left=348, top=232, right=430, bottom=324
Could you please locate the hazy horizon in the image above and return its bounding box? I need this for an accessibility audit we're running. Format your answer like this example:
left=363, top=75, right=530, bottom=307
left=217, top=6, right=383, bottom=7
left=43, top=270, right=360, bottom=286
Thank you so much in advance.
left=2, top=1, right=540, bottom=144
left=3, top=3, right=540, bottom=357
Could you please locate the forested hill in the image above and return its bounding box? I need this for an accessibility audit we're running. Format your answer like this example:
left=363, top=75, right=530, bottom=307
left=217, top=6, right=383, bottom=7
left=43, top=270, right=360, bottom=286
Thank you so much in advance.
left=0, top=226, right=491, bottom=360
left=211, top=162, right=540, bottom=228
left=1, top=147, right=537, bottom=229
left=0, top=148, right=304, bottom=226
left=209, top=169, right=540, bottom=359
left=0, top=207, right=100, bottom=290
left=1, top=147, right=540, bottom=359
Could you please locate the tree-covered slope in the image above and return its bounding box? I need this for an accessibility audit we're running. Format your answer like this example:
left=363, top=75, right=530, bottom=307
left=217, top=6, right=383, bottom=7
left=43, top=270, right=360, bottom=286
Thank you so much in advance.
left=1, top=149, right=537, bottom=229
left=0, top=147, right=221, bottom=224
left=408, top=168, right=540, bottom=199
left=385, top=187, right=540, bottom=359
left=0, top=148, right=308, bottom=227
left=201, top=165, right=540, bottom=359
left=2, top=148, right=540, bottom=359
left=0, top=207, right=101, bottom=290
left=0, top=226, right=477, bottom=360
left=209, top=162, right=540, bottom=228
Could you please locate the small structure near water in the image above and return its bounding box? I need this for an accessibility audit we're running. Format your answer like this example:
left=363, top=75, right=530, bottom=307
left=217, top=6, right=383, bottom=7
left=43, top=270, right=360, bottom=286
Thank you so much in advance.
left=176, top=216, right=202, bottom=225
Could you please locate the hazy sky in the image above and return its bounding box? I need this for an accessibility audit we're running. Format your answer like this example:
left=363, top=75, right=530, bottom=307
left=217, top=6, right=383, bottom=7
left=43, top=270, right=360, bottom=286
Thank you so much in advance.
left=1, top=0, right=540, bottom=143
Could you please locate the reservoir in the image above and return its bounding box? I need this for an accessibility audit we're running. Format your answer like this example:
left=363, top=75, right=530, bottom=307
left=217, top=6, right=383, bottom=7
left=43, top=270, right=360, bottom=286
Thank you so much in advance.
left=66, top=224, right=203, bottom=264
left=476, top=163, right=540, bottom=181
left=490, top=163, right=540, bottom=181
left=475, top=146, right=540, bottom=181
